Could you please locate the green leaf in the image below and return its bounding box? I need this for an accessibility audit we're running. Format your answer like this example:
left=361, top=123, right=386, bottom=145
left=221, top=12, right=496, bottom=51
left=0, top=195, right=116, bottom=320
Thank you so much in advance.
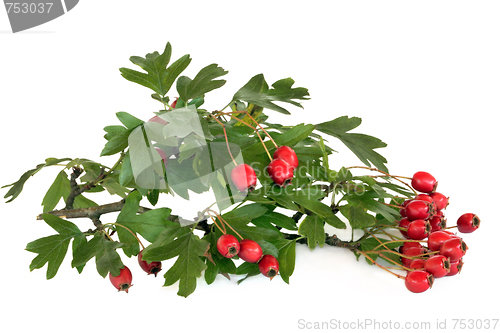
left=339, top=203, right=376, bottom=229
left=290, top=189, right=346, bottom=229
left=118, top=152, right=134, bottom=186
left=26, top=235, right=72, bottom=279
left=232, top=74, right=310, bottom=114
left=96, top=240, right=125, bottom=278
left=42, top=170, right=69, bottom=212
left=243, top=123, right=315, bottom=157
left=177, top=63, right=227, bottom=102
left=272, top=239, right=297, bottom=284
left=41, top=214, right=82, bottom=236
left=298, top=215, right=325, bottom=249
left=2, top=158, right=72, bottom=203
left=316, top=116, right=388, bottom=172
left=221, top=203, right=269, bottom=224
left=71, top=234, right=124, bottom=277
left=25, top=215, right=82, bottom=279
left=100, top=128, right=132, bottom=156
left=251, top=211, right=298, bottom=231
left=162, top=233, right=209, bottom=297
left=119, top=42, right=191, bottom=96
left=116, top=112, right=144, bottom=129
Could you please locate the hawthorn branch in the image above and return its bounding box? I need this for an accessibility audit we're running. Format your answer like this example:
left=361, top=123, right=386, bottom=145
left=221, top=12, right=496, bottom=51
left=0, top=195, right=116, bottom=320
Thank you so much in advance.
left=64, top=153, right=126, bottom=210
left=284, top=233, right=361, bottom=251
left=37, top=200, right=211, bottom=233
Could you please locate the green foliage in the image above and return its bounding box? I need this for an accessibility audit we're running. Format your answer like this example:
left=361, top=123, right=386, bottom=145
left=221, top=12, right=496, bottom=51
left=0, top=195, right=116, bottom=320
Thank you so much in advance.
left=2, top=41, right=411, bottom=297
left=316, top=116, right=388, bottom=172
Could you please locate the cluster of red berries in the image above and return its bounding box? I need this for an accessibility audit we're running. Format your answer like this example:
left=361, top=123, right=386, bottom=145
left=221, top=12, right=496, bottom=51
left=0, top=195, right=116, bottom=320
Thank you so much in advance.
left=399, top=171, right=480, bottom=293
left=108, top=250, right=162, bottom=293
left=217, top=234, right=280, bottom=279
left=230, top=145, right=299, bottom=191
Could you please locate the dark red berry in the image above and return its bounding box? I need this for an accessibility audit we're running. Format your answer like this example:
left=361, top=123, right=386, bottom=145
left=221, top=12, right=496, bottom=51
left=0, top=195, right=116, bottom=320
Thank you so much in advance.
left=109, top=266, right=133, bottom=293
left=273, top=146, right=299, bottom=170
left=457, top=213, right=480, bottom=233
left=447, top=259, right=464, bottom=276
left=409, top=258, right=426, bottom=270
left=267, top=159, right=294, bottom=187
left=238, top=239, right=263, bottom=263
left=399, top=241, right=423, bottom=254
left=430, top=192, right=449, bottom=211
left=137, top=250, right=162, bottom=277
left=427, top=230, right=456, bottom=251
left=429, top=213, right=447, bottom=232
left=258, top=254, right=279, bottom=279
left=406, top=200, right=435, bottom=221
left=440, top=237, right=467, bottom=261
left=415, top=193, right=437, bottom=212
left=170, top=97, right=178, bottom=109
left=216, top=234, right=240, bottom=258
left=411, top=171, right=437, bottom=193
left=231, top=164, right=257, bottom=192
left=424, top=254, right=450, bottom=278
left=406, top=219, right=431, bottom=240
left=401, top=246, right=426, bottom=267
left=405, top=270, right=434, bottom=293
left=398, top=218, right=411, bottom=238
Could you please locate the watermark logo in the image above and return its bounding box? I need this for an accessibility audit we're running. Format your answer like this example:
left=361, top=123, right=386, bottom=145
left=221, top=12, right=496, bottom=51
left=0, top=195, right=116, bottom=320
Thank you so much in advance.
left=3, top=0, right=79, bottom=33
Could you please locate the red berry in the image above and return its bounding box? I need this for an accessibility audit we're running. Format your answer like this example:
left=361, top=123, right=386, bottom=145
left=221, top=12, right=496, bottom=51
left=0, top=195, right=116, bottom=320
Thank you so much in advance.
left=398, top=218, right=411, bottom=238
left=273, top=146, right=299, bottom=170
left=399, top=241, right=423, bottom=254
left=406, top=200, right=435, bottom=221
left=424, top=254, right=450, bottom=278
left=401, top=246, right=426, bottom=267
left=238, top=239, right=263, bottom=263
left=427, top=230, right=456, bottom=251
left=405, top=270, right=434, bottom=293
left=267, top=159, right=294, bottom=187
left=429, top=192, right=449, bottom=211
left=440, top=237, right=467, bottom=261
left=216, top=234, right=240, bottom=258
left=109, top=266, right=133, bottom=293
left=137, top=250, right=162, bottom=277
left=409, top=258, right=426, bottom=270
left=457, top=213, right=480, bottom=233
left=411, top=171, right=437, bottom=193
left=415, top=194, right=437, bottom=212
left=429, top=213, right=446, bottom=232
left=231, top=164, right=257, bottom=192
left=406, top=219, right=431, bottom=240
left=258, top=254, right=280, bottom=279
left=447, top=259, right=464, bottom=276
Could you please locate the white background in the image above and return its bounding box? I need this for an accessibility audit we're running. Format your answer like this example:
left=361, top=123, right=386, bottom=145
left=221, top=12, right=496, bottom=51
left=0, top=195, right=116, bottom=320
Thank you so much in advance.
left=1, top=1, right=499, bottom=332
